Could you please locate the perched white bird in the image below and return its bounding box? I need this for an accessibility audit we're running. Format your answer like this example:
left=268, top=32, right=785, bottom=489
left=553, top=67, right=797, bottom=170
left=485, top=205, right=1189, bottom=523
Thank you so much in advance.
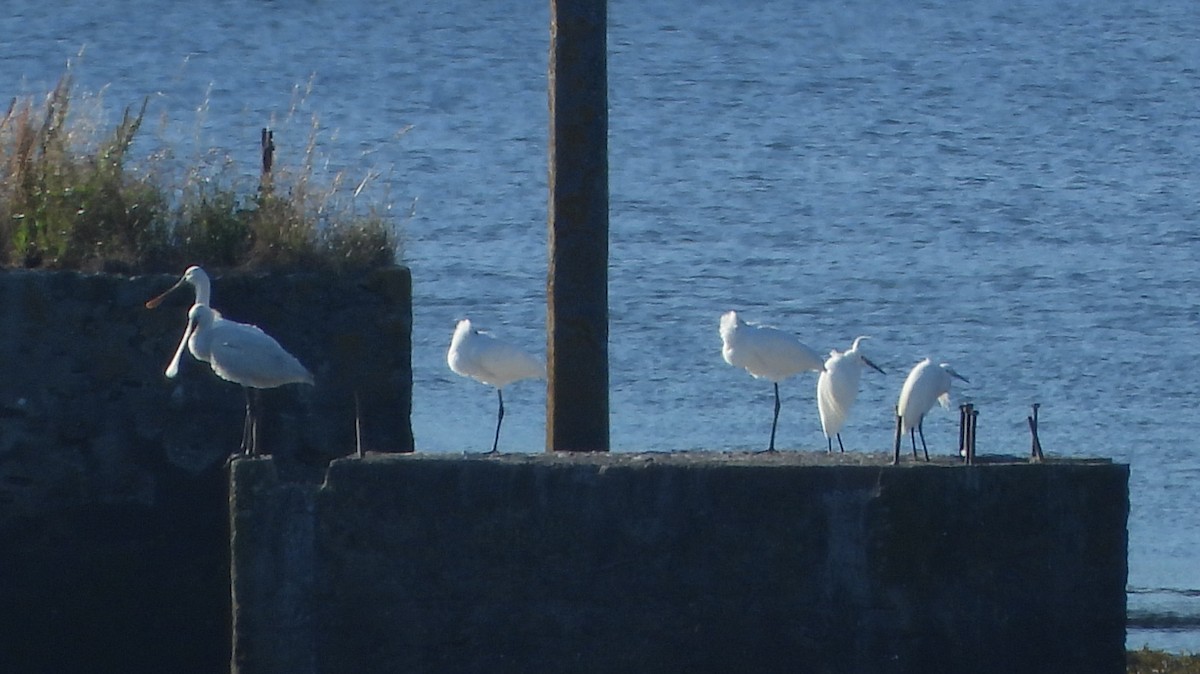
left=817, top=336, right=886, bottom=453
left=175, top=304, right=315, bottom=456
left=719, top=310, right=825, bottom=452
left=448, top=318, right=545, bottom=454
left=895, top=358, right=969, bottom=461
left=146, top=265, right=222, bottom=376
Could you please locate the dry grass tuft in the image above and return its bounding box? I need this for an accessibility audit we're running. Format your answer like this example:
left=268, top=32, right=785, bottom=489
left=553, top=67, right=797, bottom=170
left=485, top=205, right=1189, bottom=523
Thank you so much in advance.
left=0, top=71, right=402, bottom=274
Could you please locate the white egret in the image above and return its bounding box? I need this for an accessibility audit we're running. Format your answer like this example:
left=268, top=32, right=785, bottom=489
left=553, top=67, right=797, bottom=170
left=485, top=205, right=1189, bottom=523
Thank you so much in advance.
left=145, top=265, right=222, bottom=377
left=447, top=318, right=544, bottom=454
left=895, top=358, right=969, bottom=461
left=176, top=304, right=315, bottom=455
left=816, top=336, right=886, bottom=453
left=719, top=310, right=825, bottom=452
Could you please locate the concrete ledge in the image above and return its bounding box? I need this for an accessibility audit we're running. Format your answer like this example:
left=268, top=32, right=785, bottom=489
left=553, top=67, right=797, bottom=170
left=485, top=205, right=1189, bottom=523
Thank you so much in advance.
left=0, top=267, right=413, bottom=674
left=230, top=452, right=1128, bottom=674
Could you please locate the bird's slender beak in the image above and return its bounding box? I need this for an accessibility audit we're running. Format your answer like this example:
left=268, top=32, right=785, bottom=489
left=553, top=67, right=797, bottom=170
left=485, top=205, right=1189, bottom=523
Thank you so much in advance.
left=864, top=356, right=886, bottom=375
left=165, top=316, right=196, bottom=379
left=145, top=277, right=187, bottom=309
left=952, top=371, right=970, bottom=384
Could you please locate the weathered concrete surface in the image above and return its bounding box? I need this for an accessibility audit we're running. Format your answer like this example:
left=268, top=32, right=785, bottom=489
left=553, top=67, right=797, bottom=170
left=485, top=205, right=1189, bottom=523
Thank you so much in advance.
left=231, top=452, right=1128, bottom=674
left=0, top=267, right=413, bottom=674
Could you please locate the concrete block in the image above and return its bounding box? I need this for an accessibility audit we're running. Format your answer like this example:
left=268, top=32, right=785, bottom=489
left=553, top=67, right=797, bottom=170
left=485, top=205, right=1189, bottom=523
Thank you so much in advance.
left=230, top=453, right=1128, bottom=674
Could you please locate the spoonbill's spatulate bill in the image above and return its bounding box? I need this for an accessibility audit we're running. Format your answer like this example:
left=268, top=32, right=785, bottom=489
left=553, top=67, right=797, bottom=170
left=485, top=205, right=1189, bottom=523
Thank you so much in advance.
left=447, top=318, right=544, bottom=454
left=895, top=357, right=969, bottom=461
left=719, top=310, right=824, bottom=452
left=177, top=304, right=314, bottom=456
left=816, top=336, right=886, bottom=453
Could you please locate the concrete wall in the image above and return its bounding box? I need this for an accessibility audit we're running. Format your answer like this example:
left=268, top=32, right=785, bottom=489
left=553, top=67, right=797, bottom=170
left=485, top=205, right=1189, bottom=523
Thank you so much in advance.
left=0, top=267, right=413, bottom=674
left=231, top=453, right=1128, bottom=674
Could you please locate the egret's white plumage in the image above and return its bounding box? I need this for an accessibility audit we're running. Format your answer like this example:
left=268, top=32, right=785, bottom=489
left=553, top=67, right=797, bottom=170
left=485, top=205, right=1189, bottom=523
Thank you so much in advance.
left=146, top=265, right=222, bottom=377
left=896, top=357, right=969, bottom=460
left=719, top=310, right=825, bottom=452
left=178, top=304, right=314, bottom=455
left=817, top=336, right=886, bottom=453
left=448, top=318, right=544, bottom=454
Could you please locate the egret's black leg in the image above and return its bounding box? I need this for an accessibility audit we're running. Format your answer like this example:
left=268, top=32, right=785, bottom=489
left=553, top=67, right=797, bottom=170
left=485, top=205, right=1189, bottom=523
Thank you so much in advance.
left=240, top=388, right=253, bottom=455
left=836, top=433, right=845, bottom=453
left=487, top=388, right=504, bottom=455
left=918, top=421, right=930, bottom=462
left=244, top=389, right=262, bottom=456
left=766, top=382, right=781, bottom=452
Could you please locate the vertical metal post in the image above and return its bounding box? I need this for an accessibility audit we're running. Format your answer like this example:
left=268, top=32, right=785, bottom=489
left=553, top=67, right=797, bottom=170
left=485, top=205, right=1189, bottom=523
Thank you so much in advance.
left=1028, top=403, right=1044, bottom=462
left=260, top=128, right=274, bottom=195
left=960, top=403, right=975, bottom=465
left=891, top=413, right=903, bottom=465
left=958, top=404, right=969, bottom=463
left=969, top=408, right=979, bottom=464
left=547, top=0, right=610, bottom=452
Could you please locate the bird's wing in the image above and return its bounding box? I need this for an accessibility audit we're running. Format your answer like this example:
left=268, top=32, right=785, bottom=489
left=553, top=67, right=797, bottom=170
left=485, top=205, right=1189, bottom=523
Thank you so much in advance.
left=753, top=328, right=825, bottom=377
left=817, top=359, right=861, bottom=437
left=476, top=339, right=544, bottom=387
left=208, top=321, right=313, bottom=388
left=937, top=391, right=952, bottom=409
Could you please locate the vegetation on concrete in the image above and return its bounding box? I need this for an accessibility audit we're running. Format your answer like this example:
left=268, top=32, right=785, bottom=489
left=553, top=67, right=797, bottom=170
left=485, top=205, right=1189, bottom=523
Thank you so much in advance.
left=0, top=73, right=401, bottom=274
left=1129, top=648, right=1200, bottom=673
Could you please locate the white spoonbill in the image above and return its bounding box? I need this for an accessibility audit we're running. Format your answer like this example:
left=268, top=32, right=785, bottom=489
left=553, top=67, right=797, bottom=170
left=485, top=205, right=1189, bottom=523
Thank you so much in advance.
left=895, top=358, right=969, bottom=461
left=176, top=304, right=315, bottom=456
left=145, top=265, right=221, bottom=377
left=447, top=318, right=544, bottom=454
left=719, top=310, right=825, bottom=452
left=816, top=336, right=886, bottom=453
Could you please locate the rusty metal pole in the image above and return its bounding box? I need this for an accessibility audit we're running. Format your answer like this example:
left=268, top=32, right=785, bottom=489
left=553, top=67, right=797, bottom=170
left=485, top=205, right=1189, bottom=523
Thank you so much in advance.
left=547, top=0, right=610, bottom=452
left=958, top=404, right=969, bottom=464
left=260, top=128, right=274, bottom=195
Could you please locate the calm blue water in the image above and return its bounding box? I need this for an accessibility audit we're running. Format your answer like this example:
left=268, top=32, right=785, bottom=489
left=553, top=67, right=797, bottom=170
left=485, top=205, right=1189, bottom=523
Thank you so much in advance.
left=5, top=0, right=1200, bottom=653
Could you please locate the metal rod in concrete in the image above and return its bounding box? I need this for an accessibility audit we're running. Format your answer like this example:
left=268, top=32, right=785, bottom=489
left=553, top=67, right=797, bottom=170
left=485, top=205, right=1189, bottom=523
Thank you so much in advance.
left=354, top=391, right=363, bottom=459
left=969, top=408, right=979, bottom=463
left=958, top=404, right=969, bottom=464
left=891, top=413, right=903, bottom=465
left=1029, top=402, right=1044, bottom=462
left=546, top=0, right=610, bottom=452
left=962, top=403, right=976, bottom=465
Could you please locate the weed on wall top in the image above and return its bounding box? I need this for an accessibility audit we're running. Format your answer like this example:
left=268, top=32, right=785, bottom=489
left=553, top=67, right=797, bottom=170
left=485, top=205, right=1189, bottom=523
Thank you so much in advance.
left=0, top=73, right=403, bottom=275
